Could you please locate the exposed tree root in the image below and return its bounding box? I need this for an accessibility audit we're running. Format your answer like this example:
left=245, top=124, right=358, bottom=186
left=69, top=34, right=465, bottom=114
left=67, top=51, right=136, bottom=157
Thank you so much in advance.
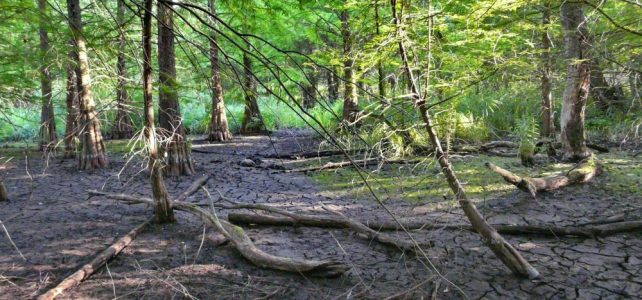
left=37, top=217, right=153, bottom=300
left=228, top=212, right=642, bottom=238
left=87, top=190, right=348, bottom=277
left=485, top=157, right=598, bottom=197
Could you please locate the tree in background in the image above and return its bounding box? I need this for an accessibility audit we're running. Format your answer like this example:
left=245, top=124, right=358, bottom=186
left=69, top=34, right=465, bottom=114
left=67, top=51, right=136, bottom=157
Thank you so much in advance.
left=37, top=0, right=57, bottom=151
left=67, top=0, right=108, bottom=169
left=207, top=0, right=231, bottom=142
left=540, top=1, right=555, bottom=138
left=560, top=2, right=591, bottom=161
left=158, top=0, right=194, bottom=176
left=111, top=0, right=134, bottom=140
left=340, top=9, right=358, bottom=124
left=63, top=45, right=79, bottom=159
left=240, top=40, right=264, bottom=133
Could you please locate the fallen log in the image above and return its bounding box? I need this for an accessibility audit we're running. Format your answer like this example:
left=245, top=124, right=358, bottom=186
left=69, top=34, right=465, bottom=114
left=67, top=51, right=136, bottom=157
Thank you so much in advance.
left=485, top=157, right=598, bottom=197
left=261, top=149, right=367, bottom=160
left=228, top=212, right=642, bottom=238
left=87, top=190, right=348, bottom=277
left=480, top=141, right=518, bottom=150
left=37, top=217, right=153, bottom=300
left=286, top=158, right=422, bottom=173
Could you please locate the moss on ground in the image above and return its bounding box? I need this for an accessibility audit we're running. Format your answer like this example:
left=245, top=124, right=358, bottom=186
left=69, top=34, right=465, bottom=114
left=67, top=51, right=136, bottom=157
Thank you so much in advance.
left=309, top=152, right=642, bottom=206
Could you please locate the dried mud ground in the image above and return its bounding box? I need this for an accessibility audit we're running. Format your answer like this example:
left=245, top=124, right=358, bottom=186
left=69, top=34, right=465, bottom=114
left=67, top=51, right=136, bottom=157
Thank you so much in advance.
left=1, top=132, right=641, bottom=299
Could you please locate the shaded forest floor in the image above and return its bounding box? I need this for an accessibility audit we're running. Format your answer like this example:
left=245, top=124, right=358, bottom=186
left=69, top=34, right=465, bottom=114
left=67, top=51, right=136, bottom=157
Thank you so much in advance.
left=0, top=131, right=641, bottom=299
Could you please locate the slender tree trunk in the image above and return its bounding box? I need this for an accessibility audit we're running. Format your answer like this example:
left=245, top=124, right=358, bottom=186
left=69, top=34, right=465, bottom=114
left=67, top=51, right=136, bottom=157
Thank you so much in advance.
left=629, top=72, right=640, bottom=112
left=112, top=0, right=134, bottom=140
left=327, top=68, right=339, bottom=101
left=240, top=41, right=265, bottom=134
left=67, top=0, right=108, bottom=169
left=63, top=47, right=79, bottom=159
left=390, top=0, right=539, bottom=279
left=540, top=3, right=555, bottom=138
left=143, top=0, right=175, bottom=223
left=560, top=2, right=591, bottom=162
left=0, top=180, right=8, bottom=201
left=590, top=57, right=620, bottom=111
left=207, top=0, right=231, bottom=142
left=38, top=0, right=57, bottom=152
left=340, top=10, right=359, bottom=124
left=375, top=1, right=386, bottom=98
left=158, top=0, right=194, bottom=176
left=301, top=72, right=318, bottom=109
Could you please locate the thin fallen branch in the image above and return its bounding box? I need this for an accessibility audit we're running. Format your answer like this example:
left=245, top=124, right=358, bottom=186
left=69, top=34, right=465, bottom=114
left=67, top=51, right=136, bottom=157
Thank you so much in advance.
left=87, top=190, right=348, bottom=277
left=286, top=158, right=421, bottom=173
left=175, top=175, right=210, bottom=202
left=228, top=212, right=642, bottom=237
left=486, top=157, right=598, bottom=197
left=37, top=217, right=153, bottom=300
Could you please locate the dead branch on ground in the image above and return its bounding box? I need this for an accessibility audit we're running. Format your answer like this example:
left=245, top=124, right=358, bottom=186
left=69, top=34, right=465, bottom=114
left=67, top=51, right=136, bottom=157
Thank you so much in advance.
left=37, top=217, right=153, bottom=300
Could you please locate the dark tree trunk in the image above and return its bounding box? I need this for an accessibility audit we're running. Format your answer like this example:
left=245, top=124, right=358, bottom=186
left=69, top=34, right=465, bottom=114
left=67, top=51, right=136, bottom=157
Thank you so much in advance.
left=112, top=0, right=134, bottom=140
left=240, top=42, right=265, bottom=134
left=590, top=57, right=621, bottom=111
left=143, top=0, right=175, bottom=223
left=63, top=47, right=79, bottom=159
left=375, top=1, right=386, bottom=98
left=207, top=0, right=231, bottom=142
left=340, top=10, right=359, bottom=124
left=540, top=3, right=555, bottom=138
left=391, top=0, right=539, bottom=279
left=560, top=2, right=591, bottom=162
left=67, top=0, right=108, bottom=169
left=38, top=0, right=57, bottom=152
left=158, top=1, right=194, bottom=176
left=301, top=72, right=318, bottom=109
left=327, top=68, right=339, bottom=101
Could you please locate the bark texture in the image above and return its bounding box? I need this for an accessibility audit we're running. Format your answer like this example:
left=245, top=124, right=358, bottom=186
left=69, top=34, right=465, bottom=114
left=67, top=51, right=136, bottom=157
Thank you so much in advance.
left=327, top=68, right=340, bottom=101
left=111, top=0, right=134, bottom=140
left=541, top=3, right=555, bottom=138
left=240, top=42, right=265, bottom=134
left=207, top=0, right=231, bottom=142
left=391, top=0, right=539, bottom=279
left=340, top=10, right=359, bottom=124
left=38, top=0, right=57, bottom=152
left=63, top=46, right=79, bottom=159
left=144, top=0, right=175, bottom=223
left=560, top=2, right=591, bottom=162
left=158, top=1, right=194, bottom=176
left=68, top=0, right=108, bottom=169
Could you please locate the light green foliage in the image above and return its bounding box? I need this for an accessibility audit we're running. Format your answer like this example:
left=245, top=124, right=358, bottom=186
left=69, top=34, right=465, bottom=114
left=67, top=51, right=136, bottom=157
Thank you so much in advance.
left=516, top=115, right=538, bottom=157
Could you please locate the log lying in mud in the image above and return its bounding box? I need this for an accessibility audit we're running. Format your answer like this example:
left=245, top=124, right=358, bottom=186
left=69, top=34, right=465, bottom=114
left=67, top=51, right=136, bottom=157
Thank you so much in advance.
left=87, top=190, right=348, bottom=277
left=485, top=157, right=598, bottom=197
left=37, top=217, right=153, bottom=300
left=262, top=149, right=367, bottom=160
left=286, top=158, right=422, bottom=173
left=228, top=212, right=642, bottom=238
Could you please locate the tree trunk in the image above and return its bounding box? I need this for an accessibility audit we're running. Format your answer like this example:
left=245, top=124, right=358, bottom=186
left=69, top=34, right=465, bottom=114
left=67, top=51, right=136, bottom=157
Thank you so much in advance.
left=63, top=45, right=79, bottom=159
left=327, top=68, right=339, bottom=101
left=590, top=57, right=621, bottom=111
left=301, top=72, right=318, bottom=109
left=391, top=0, right=539, bottom=279
left=158, top=0, right=194, bottom=176
left=207, top=0, right=231, bottom=142
left=0, top=181, right=8, bottom=201
left=38, top=0, right=57, bottom=152
left=240, top=41, right=265, bottom=134
left=68, top=0, right=108, bottom=169
left=340, top=10, right=359, bottom=124
left=540, top=3, right=555, bottom=138
left=629, top=72, right=640, bottom=111
left=560, top=2, right=591, bottom=162
left=143, top=0, right=175, bottom=223
left=375, top=1, right=386, bottom=99
left=111, top=0, right=134, bottom=140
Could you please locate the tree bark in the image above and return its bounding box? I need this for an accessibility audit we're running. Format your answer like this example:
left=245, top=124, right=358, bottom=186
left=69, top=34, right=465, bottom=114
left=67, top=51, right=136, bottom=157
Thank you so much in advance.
left=111, top=0, right=134, bottom=140
left=240, top=41, right=265, bottom=134
left=629, top=72, right=640, bottom=111
left=560, top=2, right=591, bottom=162
left=38, top=0, right=57, bottom=152
left=158, top=0, right=194, bottom=176
left=327, top=68, right=339, bottom=101
left=375, top=1, right=386, bottom=99
left=67, top=0, right=108, bottom=169
left=541, top=3, right=555, bottom=138
left=301, top=72, right=318, bottom=109
left=340, top=10, right=359, bottom=124
left=63, top=45, right=79, bottom=159
left=391, top=0, right=539, bottom=279
left=144, top=0, right=175, bottom=223
left=207, top=0, right=231, bottom=142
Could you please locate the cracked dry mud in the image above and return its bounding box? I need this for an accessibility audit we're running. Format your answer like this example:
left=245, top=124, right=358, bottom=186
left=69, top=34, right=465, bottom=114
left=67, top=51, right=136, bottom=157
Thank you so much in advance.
left=0, top=132, right=640, bottom=299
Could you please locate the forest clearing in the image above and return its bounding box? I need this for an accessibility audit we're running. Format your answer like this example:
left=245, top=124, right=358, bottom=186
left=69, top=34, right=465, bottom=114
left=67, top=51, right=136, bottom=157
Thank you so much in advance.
left=0, top=0, right=641, bottom=299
